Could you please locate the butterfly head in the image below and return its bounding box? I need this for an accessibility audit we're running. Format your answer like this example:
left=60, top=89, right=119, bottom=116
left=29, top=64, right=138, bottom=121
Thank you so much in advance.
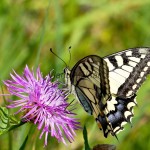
left=64, top=67, right=72, bottom=92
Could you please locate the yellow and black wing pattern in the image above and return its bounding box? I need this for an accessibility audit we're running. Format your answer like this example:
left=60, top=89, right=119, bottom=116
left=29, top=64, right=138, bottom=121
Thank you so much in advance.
left=67, top=47, right=150, bottom=137
left=70, top=55, right=113, bottom=137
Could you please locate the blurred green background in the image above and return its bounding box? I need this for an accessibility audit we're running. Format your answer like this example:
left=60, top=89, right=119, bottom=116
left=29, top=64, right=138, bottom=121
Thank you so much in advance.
left=0, top=0, right=150, bottom=150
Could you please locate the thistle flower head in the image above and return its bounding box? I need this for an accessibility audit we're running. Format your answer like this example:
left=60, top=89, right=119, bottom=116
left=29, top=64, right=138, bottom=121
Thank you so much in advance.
left=4, top=65, right=80, bottom=146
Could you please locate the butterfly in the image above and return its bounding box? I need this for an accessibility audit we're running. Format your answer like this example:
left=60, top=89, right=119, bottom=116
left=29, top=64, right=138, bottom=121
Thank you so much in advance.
left=64, top=47, right=150, bottom=137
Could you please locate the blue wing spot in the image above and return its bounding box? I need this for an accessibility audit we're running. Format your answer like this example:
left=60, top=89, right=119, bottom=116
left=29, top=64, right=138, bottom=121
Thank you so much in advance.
left=75, top=87, right=93, bottom=115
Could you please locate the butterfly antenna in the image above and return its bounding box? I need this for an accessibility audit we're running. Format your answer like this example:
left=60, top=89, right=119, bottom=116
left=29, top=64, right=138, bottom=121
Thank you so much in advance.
left=114, top=134, right=119, bottom=142
left=65, top=98, right=75, bottom=109
left=50, top=48, right=68, bottom=67
left=68, top=46, right=72, bottom=66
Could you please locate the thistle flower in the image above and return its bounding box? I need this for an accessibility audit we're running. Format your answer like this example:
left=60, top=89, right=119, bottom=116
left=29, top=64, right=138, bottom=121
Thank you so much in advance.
left=4, top=65, right=80, bottom=146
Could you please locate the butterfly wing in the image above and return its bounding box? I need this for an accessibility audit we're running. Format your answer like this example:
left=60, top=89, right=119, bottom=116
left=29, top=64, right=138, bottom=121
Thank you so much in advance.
left=103, top=47, right=150, bottom=134
left=68, top=47, right=150, bottom=137
left=70, top=55, right=113, bottom=136
left=104, top=47, right=150, bottom=96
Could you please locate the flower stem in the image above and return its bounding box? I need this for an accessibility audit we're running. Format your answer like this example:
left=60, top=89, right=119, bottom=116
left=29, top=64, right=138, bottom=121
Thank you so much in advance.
left=8, top=131, right=12, bottom=150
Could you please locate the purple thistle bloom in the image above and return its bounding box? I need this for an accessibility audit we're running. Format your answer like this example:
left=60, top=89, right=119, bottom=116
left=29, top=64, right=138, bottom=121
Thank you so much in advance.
left=4, top=65, right=80, bottom=146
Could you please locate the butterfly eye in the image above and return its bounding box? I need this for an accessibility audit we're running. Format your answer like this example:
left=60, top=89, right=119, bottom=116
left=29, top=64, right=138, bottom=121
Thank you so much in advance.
left=63, top=68, right=66, bottom=73
left=64, top=68, right=70, bottom=76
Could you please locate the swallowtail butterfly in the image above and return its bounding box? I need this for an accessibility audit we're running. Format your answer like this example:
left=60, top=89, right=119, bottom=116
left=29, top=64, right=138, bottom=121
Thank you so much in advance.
left=64, top=47, right=150, bottom=137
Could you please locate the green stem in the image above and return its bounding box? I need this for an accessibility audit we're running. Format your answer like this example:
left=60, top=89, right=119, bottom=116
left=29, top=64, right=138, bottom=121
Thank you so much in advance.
left=8, top=131, right=12, bottom=150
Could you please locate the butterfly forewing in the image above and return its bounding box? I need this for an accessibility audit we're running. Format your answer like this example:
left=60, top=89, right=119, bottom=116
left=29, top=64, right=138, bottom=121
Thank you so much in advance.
left=70, top=56, right=112, bottom=134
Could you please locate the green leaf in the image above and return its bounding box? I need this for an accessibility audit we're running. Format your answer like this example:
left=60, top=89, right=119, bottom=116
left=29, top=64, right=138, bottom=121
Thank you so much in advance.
left=19, top=135, right=28, bottom=150
left=0, top=106, right=25, bottom=135
left=83, top=125, right=91, bottom=150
